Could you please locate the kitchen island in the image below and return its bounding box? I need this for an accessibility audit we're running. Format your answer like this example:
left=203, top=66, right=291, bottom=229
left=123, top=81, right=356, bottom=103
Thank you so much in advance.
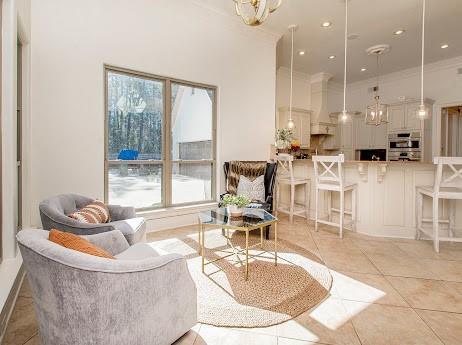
left=278, top=159, right=462, bottom=239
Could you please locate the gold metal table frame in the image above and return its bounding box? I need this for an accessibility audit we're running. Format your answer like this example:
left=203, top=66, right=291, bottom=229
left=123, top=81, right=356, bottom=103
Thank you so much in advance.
left=198, top=211, right=278, bottom=281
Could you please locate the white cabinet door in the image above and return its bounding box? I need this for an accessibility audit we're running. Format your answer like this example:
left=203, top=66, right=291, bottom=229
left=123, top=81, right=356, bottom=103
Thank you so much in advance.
left=355, top=117, right=372, bottom=149
left=340, top=121, right=354, bottom=149
left=405, top=103, right=422, bottom=131
left=297, top=113, right=311, bottom=147
left=389, top=105, right=405, bottom=131
left=342, top=149, right=354, bottom=161
left=371, top=123, right=388, bottom=148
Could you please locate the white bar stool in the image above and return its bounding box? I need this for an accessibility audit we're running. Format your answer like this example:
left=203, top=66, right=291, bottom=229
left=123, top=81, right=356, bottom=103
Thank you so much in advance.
left=275, top=154, right=311, bottom=223
left=312, top=154, right=357, bottom=238
left=416, top=156, right=462, bottom=252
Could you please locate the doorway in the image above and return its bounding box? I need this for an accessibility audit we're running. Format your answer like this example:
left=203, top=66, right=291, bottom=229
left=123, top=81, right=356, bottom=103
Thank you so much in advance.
left=440, top=105, right=462, bottom=156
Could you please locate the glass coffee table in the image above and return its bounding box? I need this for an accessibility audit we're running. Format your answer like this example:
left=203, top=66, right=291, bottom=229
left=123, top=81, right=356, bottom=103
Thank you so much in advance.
left=198, top=207, right=278, bottom=281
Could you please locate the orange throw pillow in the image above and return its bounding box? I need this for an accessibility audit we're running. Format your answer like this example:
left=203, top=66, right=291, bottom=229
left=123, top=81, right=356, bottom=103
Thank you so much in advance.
left=49, top=229, right=115, bottom=259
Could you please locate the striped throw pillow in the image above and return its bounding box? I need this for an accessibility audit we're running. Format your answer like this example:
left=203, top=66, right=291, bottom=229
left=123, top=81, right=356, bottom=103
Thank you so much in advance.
left=68, top=200, right=111, bottom=224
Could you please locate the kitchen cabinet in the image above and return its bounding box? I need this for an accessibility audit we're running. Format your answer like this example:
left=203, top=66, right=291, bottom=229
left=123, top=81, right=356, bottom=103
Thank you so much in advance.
left=278, top=107, right=312, bottom=148
left=354, top=115, right=388, bottom=149
left=389, top=105, right=406, bottom=132
left=388, top=100, right=432, bottom=132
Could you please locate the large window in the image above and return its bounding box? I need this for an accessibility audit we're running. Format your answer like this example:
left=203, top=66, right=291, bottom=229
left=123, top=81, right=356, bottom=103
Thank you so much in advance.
left=105, top=67, right=216, bottom=210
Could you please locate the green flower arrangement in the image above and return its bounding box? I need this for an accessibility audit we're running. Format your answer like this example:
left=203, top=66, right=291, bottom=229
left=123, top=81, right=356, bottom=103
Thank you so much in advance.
left=221, top=194, right=251, bottom=208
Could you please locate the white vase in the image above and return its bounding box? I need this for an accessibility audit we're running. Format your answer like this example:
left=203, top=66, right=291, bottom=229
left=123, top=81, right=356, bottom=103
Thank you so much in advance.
left=227, top=205, right=243, bottom=217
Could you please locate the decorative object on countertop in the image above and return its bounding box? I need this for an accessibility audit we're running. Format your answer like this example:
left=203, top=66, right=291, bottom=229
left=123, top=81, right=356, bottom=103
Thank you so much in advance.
left=416, top=0, right=430, bottom=120
left=275, top=128, right=293, bottom=150
left=365, top=44, right=390, bottom=126
left=221, top=194, right=251, bottom=217
left=275, top=153, right=311, bottom=223
left=222, top=161, right=277, bottom=239
left=338, top=0, right=353, bottom=124
left=290, top=140, right=301, bottom=153
left=233, top=0, right=282, bottom=26
left=415, top=156, right=462, bottom=253
left=39, top=194, right=146, bottom=245
left=313, top=154, right=357, bottom=238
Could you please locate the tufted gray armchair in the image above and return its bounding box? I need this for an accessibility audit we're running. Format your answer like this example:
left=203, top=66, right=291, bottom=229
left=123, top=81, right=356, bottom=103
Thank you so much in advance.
left=39, top=194, right=146, bottom=245
left=17, top=229, right=197, bottom=345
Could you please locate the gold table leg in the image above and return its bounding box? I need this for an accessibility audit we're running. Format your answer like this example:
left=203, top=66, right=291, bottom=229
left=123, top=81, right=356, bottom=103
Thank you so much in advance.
left=274, top=222, right=278, bottom=266
left=260, top=226, right=263, bottom=249
left=245, top=230, right=249, bottom=281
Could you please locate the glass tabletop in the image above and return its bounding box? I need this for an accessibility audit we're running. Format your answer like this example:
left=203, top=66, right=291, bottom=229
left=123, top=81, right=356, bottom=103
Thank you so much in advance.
left=199, top=208, right=277, bottom=229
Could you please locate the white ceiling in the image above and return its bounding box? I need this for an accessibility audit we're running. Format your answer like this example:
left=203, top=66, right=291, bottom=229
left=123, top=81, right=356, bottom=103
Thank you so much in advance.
left=197, top=0, right=462, bottom=82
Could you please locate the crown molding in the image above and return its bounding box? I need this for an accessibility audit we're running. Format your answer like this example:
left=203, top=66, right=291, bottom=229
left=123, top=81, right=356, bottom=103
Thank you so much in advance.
left=189, top=0, right=282, bottom=46
left=310, top=72, right=333, bottom=84
left=349, top=55, right=462, bottom=90
left=277, top=66, right=310, bottom=81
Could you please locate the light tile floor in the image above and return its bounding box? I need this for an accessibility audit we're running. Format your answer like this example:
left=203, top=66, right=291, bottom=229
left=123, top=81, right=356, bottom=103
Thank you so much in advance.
left=4, top=215, right=462, bottom=345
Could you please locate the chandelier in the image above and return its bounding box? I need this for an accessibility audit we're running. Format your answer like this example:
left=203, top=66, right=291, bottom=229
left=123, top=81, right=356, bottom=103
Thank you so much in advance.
left=365, top=45, right=390, bottom=126
left=233, top=0, right=282, bottom=26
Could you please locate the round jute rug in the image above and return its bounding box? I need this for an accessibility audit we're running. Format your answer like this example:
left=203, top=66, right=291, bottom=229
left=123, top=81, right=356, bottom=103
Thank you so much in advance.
left=175, top=229, right=332, bottom=328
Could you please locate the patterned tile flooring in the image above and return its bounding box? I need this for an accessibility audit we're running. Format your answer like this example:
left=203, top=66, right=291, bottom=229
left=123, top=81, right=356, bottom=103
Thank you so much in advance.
left=4, top=215, right=462, bottom=345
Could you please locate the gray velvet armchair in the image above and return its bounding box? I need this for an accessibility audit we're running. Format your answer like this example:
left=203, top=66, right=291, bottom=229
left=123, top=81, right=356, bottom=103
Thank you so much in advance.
left=39, top=194, right=146, bottom=245
left=17, top=229, right=197, bottom=345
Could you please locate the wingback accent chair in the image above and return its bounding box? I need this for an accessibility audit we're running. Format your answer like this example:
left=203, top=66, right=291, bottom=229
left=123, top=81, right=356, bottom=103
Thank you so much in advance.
left=223, top=161, right=277, bottom=238
left=39, top=194, right=146, bottom=245
left=17, top=229, right=197, bottom=345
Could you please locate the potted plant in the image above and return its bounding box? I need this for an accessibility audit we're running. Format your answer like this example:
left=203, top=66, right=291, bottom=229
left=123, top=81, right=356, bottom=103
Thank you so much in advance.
left=221, top=194, right=251, bottom=217
left=275, top=128, right=293, bottom=151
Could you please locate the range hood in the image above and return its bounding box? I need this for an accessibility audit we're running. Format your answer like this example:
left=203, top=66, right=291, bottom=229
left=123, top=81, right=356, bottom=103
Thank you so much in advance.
left=310, top=73, right=336, bottom=135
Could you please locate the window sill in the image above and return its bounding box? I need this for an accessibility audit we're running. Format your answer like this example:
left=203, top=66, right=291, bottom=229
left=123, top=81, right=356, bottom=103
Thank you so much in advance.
left=137, top=202, right=219, bottom=220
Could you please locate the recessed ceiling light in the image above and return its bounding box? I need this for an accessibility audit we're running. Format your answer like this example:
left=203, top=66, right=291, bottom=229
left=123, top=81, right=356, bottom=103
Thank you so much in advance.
left=394, top=29, right=406, bottom=35
left=328, top=55, right=336, bottom=59
left=441, top=44, right=449, bottom=49
left=321, top=21, right=332, bottom=28
left=298, top=50, right=306, bottom=56
left=361, top=68, right=367, bottom=72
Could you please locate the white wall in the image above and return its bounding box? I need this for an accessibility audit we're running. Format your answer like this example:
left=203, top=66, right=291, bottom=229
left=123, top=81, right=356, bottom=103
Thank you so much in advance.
left=276, top=67, right=311, bottom=110
left=0, top=0, right=31, bottom=318
left=276, top=66, right=344, bottom=114
left=30, top=0, right=278, bottom=226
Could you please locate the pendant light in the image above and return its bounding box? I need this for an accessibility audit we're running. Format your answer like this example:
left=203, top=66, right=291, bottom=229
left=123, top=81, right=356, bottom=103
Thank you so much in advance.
left=339, top=0, right=352, bottom=123
left=365, top=45, right=390, bottom=126
left=416, top=0, right=429, bottom=120
left=287, top=24, right=298, bottom=129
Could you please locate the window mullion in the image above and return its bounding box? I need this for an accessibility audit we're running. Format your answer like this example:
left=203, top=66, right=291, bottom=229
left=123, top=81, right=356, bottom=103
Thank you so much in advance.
left=164, top=79, right=172, bottom=207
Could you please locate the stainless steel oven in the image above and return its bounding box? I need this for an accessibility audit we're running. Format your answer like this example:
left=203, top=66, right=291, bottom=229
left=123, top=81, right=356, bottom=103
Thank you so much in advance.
left=388, top=131, right=422, bottom=161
